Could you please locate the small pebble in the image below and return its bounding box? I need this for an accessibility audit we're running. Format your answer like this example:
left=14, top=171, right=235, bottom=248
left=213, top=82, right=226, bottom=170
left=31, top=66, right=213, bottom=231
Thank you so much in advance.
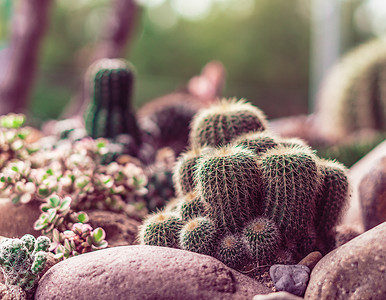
left=269, top=264, right=310, bottom=297
left=253, top=291, right=303, bottom=300
left=297, top=251, right=322, bottom=270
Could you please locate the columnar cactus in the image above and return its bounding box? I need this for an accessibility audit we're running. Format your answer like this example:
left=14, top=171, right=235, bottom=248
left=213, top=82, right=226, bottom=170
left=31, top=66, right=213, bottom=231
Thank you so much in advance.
left=0, top=235, right=50, bottom=291
left=242, top=217, right=281, bottom=265
left=259, top=145, right=321, bottom=242
left=179, top=217, right=217, bottom=255
left=314, top=159, right=349, bottom=252
left=84, top=58, right=142, bottom=148
left=138, top=211, right=183, bottom=248
left=195, top=144, right=263, bottom=233
left=189, top=98, right=267, bottom=148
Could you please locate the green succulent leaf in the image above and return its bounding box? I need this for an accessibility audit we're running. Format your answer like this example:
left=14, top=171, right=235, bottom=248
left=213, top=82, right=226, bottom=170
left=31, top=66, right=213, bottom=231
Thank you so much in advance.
left=92, top=227, right=106, bottom=243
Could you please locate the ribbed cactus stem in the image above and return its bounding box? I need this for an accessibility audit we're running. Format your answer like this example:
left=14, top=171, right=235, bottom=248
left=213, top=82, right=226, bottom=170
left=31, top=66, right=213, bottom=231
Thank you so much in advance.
left=179, top=192, right=206, bottom=221
left=190, top=98, right=267, bottom=148
left=179, top=217, right=217, bottom=255
left=232, top=131, right=278, bottom=154
left=216, top=233, right=251, bottom=270
left=139, top=211, right=183, bottom=248
left=259, top=145, right=321, bottom=239
left=173, top=146, right=210, bottom=197
left=314, top=159, right=349, bottom=252
left=243, top=217, right=281, bottom=265
left=84, top=58, right=142, bottom=144
left=195, top=144, right=263, bottom=233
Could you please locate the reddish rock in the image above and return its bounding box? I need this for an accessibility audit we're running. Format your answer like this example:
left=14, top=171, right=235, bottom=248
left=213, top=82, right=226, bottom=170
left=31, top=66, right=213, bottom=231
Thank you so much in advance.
left=253, top=291, right=303, bottom=300
left=35, top=245, right=271, bottom=300
left=86, top=210, right=141, bottom=247
left=0, top=199, right=41, bottom=238
left=359, top=156, right=386, bottom=230
left=298, top=251, right=323, bottom=271
left=305, top=222, right=386, bottom=300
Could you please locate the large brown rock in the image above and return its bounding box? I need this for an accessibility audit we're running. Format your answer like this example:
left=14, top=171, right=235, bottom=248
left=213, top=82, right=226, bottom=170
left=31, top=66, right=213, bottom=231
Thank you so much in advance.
left=35, top=245, right=271, bottom=300
left=0, top=199, right=41, bottom=238
left=305, top=222, right=386, bottom=300
left=359, top=156, right=386, bottom=230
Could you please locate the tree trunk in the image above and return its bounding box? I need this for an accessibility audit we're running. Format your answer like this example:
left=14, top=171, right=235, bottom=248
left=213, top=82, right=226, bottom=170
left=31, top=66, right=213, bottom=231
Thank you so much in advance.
left=0, top=0, right=52, bottom=115
left=62, top=0, right=139, bottom=118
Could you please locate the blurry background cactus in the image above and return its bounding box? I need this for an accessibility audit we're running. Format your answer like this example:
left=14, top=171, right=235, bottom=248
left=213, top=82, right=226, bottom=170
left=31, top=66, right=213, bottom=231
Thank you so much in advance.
left=0, top=234, right=50, bottom=292
left=84, top=58, right=142, bottom=157
left=139, top=98, right=350, bottom=273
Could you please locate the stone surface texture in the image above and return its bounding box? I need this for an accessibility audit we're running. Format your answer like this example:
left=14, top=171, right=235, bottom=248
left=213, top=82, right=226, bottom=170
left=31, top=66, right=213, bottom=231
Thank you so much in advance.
left=0, top=283, right=27, bottom=300
left=86, top=210, right=141, bottom=247
left=305, top=221, right=386, bottom=300
left=253, top=291, right=303, bottom=300
left=0, top=199, right=41, bottom=238
left=297, top=251, right=322, bottom=271
left=269, top=264, right=310, bottom=297
left=35, top=245, right=271, bottom=300
left=359, top=156, right=386, bottom=230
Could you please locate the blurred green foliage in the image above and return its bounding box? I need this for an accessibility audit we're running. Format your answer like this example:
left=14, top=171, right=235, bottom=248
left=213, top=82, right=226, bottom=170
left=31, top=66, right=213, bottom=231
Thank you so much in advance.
left=0, top=0, right=376, bottom=123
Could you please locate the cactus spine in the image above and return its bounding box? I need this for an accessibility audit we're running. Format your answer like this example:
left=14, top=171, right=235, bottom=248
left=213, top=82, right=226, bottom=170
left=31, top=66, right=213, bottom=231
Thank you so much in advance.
left=84, top=58, right=142, bottom=146
left=179, top=217, right=217, bottom=255
left=195, top=144, right=263, bottom=233
left=179, top=192, right=206, bottom=221
left=189, top=98, right=267, bottom=148
left=259, top=145, right=321, bottom=241
left=216, top=233, right=251, bottom=270
left=314, top=159, right=349, bottom=252
left=139, top=211, right=183, bottom=248
left=242, top=217, right=281, bottom=265
left=232, top=131, right=278, bottom=154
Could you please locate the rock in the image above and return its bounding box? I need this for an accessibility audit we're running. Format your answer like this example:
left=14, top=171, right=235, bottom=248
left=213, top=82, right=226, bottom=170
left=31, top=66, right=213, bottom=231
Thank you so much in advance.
left=86, top=210, right=141, bottom=247
left=359, top=156, right=386, bottom=230
left=344, top=140, right=386, bottom=230
left=269, top=265, right=310, bottom=297
left=0, top=199, right=41, bottom=238
left=35, top=245, right=271, bottom=300
left=0, top=283, right=27, bottom=300
left=298, top=251, right=322, bottom=271
left=253, top=291, right=303, bottom=300
left=305, top=221, right=386, bottom=300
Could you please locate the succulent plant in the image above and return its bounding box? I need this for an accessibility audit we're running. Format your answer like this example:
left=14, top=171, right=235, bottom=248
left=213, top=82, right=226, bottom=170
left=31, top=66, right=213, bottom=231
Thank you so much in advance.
left=189, top=98, right=267, bottom=148
left=216, top=233, right=251, bottom=270
left=242, top=217, right=281, bottom=265
left=258, top=145, right=321, bottom=244
left=138, top=211, right=183, bottom=248
left=51, top=223, right=107, bottom=260
left=195, top=144, right=263, bottom=233
left=0, top=234, right=50, bottom=291
left=315, top=38, right=386, bottom=140
left=179, top=192, right=206, bottom=221
left=314, top=159, right=349, bottom=253
left=232, top=131, right=278, bottom=154
left=179, top=217, right=217, bottom=255
left=84, top=58, right=142, bottom=154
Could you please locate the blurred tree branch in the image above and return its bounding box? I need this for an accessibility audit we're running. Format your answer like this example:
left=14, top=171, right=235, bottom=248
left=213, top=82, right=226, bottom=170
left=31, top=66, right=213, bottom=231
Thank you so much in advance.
left=63, top=0, right=139, bottom=118
left=0, top=0, right=52, bottom=115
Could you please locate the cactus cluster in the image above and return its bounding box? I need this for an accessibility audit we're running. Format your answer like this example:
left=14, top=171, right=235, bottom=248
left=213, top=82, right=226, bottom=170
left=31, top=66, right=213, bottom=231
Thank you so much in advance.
left=0, top=234, right=50, bottom=292
left=139, top=98, right=350, bottom=272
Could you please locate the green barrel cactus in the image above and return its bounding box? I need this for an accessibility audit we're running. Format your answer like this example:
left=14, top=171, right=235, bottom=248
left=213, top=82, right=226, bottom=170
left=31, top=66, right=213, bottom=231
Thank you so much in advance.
left=179, top=192, right=206, bottom=221
left=179, top=217, right=217, bottom=255
left=0, top=235, right=50, bottom=292
left=316, top=38, right=386, bottom=140
left=138, top=211, right=183, bottom=248
left=216, top=233, right=251, bottom=270
left=173, top=146, right=210, bottom=197
left=259, top=145, right=321, bottom=242
left=195, top=144, right=263, bottom=233
left=189, top=98, right=267, bottom=148
left=84, top=58, right=142, bottom=147
left=242, top=217, right=281, bottom=265
left=232, top=131, right=278, bottom=154
left=314, top=158, right=349, bottom=253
